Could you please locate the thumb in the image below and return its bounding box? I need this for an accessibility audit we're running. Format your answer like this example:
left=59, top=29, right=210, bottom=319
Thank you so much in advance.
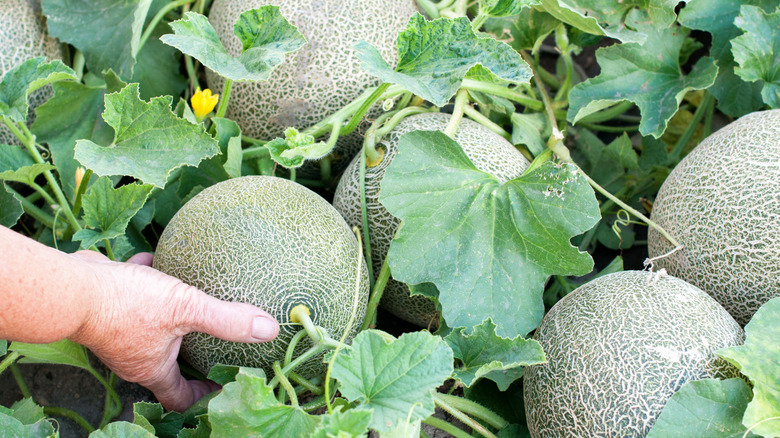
left=178, top=288, right=279, bottom=343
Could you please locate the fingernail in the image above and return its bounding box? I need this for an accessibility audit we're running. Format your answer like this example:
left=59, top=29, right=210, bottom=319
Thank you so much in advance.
left=252, top=316, right=277, bottom=341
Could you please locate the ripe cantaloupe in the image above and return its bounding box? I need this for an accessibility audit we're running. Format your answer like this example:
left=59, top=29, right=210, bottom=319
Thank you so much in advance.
left=523, top=270, right=743, bottom=437
left=0, top=0, right=62, bottom=145
left=647, top=109, right=780, bottom=325
left=332, top=113, right=530, bottom=327
left=153, top=176, right=369, bottom=377
left=206, top=0, right=418, bottom=171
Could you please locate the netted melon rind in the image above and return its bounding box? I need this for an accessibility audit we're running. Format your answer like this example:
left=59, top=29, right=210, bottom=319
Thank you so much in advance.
left=153, top=176, right=369, bottom=378
left=332, top=112, right=530, bottom=327
left=0, top=0, right=63, bottom=145
left=206, top=0, right=417, bottom=141
left=647, top=109, right=780, bottom=326
left=524, top=270, right=744, bottom=438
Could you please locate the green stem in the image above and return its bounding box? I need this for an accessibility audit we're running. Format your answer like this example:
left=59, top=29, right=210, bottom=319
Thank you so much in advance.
left=361, top=258, right=391, bottom=331
left=462, top=105, right=511, bottom=140
left=103, top=239, right=116, bottom=261
left=471, top=11, right=489, bottom=30
left=137, top=0, right=195, bottom=56
left=359, top=142, right=376, bottom=288
left=669, top=92, right=714, bottom=163
left=553, top=52, right=574, bottom=103
left=577, top=101, right=635, bottom=125
left=268, top=343, right=328, bottom=389
left=83, top=367, right=121, bottom=427
left=185, top=55, right=200, bottom=91
left=535, top=64, right=561, bottom=90
left=435, top=396, right=497, bottom=438
left=72, top=50, right=85, bottom=82
left=10, top=364, right=31, bottom=398
left=44, top=407, right=95, bottom=434
left=301, top=394, right=327, bottom=412
left=6, top=187, right=58, bottom=229
left=27, top=181, right=58, bottom=209
left=580, top=169, right=681, bottom=248
left=303, top=85, right=405, bottom=138
left=580, top=123, right=640, bottom=133
left=274, top=361, right=298, bottom=407
left=445, top=89, right=469, bottom=138
left=434, top=393, right=508, bottom=430
left=422, top=416, right=472, bottom=438
left=287, top=371, right=323, bottom=395
left=0, top=352, right=20, bottom=376
left=460, top=79, right=543, bottom=111
left=417, top=0, right=440, bottom=18
left=215, top=79, right=233, bottom=119
left=284, top=329, right=309, bottom=367
left=71, top=169, right=92, bottom=216
left=242, top=145, right=269, bottom=160
left=340, top=83, right=391, bottom=136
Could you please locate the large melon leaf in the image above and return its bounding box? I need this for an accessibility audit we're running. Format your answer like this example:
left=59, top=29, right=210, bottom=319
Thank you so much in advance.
left=0, top=58, right=76, bottom=124
left=160, top=8, right=305, bottom=82
left=355, top=14, right=532, bottom=107
left=0, top=401, right=55, bottom=438
left=330, top=330, right=454, bottom=433
left=731, top=5, right=780, bottom=109
left=0, top=184, right=23, bottom=227
left=74, top=83, right=220, bottom=188
left=208, top=367, right=320, bottom=438
left=379, top=130, right=600, bottom=337
left=479, top=0, right=540, bottom=17
left=311, top=408, right=372, bottom=438
left=647, top=378, right=758, bottom=438
left=89, top=422, right=157, bottom=438
left=42, top=0, right=151, bottom=80
left=718, top=297, right=780, bottom=437
left=9, top=339, right=90, bottom=369
left=567, top=23, right=718, bottom=138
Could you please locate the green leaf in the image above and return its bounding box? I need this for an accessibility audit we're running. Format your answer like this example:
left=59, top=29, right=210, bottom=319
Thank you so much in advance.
left=571, top=130, right=639, bottom=194
left=32, top=81, right=107, bottom=199
left=484, top=9, right=559, bottom=54
left=0, top=57, right=77, bottom=123
left=647, top=378, right=758, bottom=438
left=464, top=379, right=526, bottom=426
left=379, top=131, right=600, bottom=336
left=89, top=422, right=158, bottom=438
left=510, top=112, right=549, bottom=156
left=331, top=330, right=454, bottom=432
left=133, top=24, right=187, bottom=101
left=72, top=177, right=153, bottom=250
left=0, top=184, right=23, bottom=227
left=0, top=144, right=55, bottom=186
left=356, top=14, right=532, bottom=107
left=10, top=339, right=90, bottom=369
left=537, top=0, right=679, bottom=43
left=718, top=297, right=780, bottom=437
left=10, top=398, right=46, bottom=425
left=677, top=0, right=774, bottom=117
left=311, top=407, right=372, bottom=438
left=208, top=367, right=320, bottom=438
left=0, top=407, right=55, bottom=438
left=132, top=402, right=184, bottom=438
left=213, top=118, right=243, bottom=179
left=567, top=25, right=718, bottom=138
left=446, top=319, right=546, bottom=390
left=266, top=127, right=329, bottom=169
left=177, top=417, right=210, bottom=438
left=0, top=340, right=6, bottom=355
left=732, top=5, right=780, bottom=108
left=74, top=83, right=220, bottom=188
left=42, top=0, right=151, bottom=80
left=160, top=8, right=306, bottom=82
left=480, top=0, right=540, bottom=17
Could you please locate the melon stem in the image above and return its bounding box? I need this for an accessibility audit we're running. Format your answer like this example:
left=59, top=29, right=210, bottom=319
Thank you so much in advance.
left=214, top=78, right=232, bottom=119
left=444, top=89, right=469, bottom=138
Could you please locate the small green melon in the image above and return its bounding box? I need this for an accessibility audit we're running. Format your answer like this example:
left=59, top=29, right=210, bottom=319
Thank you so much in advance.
left=206, top=0, right=418, bottom=171
left=0, top=0, right=62, bottom=145
left=153, top=176, right=369, bottom=377
left=647, top=109, right=780, bottom=325
left=524, top=270, right=744, bottom=437
left=332, top=113, right=530, bottom=327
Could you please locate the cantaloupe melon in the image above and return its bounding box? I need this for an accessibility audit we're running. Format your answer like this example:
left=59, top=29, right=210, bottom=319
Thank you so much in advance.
left=153, top=176, right=369, bottom=377
left=0, top=0, right=62, bottom=145
left=647, top=109, right=780, bottom=326
left=524, top=270, right=744, bottom=437
left=332, top=113, right=530, bottom=327
left=206, top=0, right=418, bottom=171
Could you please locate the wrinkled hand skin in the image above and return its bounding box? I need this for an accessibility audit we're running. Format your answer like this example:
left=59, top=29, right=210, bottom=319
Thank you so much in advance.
left=67, top=251, right=280, bottom=412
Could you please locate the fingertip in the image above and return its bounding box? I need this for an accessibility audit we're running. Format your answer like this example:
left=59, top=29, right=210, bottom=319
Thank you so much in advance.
left=251, top=315, right=280, bottom=342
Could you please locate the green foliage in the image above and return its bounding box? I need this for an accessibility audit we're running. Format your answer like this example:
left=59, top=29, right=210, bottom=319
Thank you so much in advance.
left=718, top=297, right=780, bottom=437
left=446, top=319, right=546, bottom=390
left=356, top=14, right=532, bottom=106
left=331, top=330, right=454, bottom=432
left=267, top=127, right=329, bottom=168
left=0, top=398, right=55, bottom=438
left=311, top=408, right=372, bottom=438
left=0, top=184, right=22, bottom=226
left=74, top=83, right=220, bottom=188
left=42, top=0, right=151, bottom=80
left=731, top=5, right=780, bottom=108
left=160, top=8, right=305, bottom=82
left=0, top=57, right=77, bottom=123
left=647, top=378, right=758, bottom=438
left=89, top=422, right=158, bottom=438
left=379, top=130, right=600, bottom=336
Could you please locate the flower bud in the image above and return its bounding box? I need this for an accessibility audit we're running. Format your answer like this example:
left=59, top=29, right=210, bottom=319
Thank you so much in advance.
left=191, top=87, right=219, bottom=121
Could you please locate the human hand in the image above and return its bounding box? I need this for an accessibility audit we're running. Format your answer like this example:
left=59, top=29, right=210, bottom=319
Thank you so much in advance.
left=67, top=250, right=279, bottom=412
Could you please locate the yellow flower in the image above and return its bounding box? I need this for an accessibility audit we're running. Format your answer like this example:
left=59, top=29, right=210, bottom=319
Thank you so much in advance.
left=74, top=167, right=86, bottom=192
left=191, top=87, right=219, bottom=121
